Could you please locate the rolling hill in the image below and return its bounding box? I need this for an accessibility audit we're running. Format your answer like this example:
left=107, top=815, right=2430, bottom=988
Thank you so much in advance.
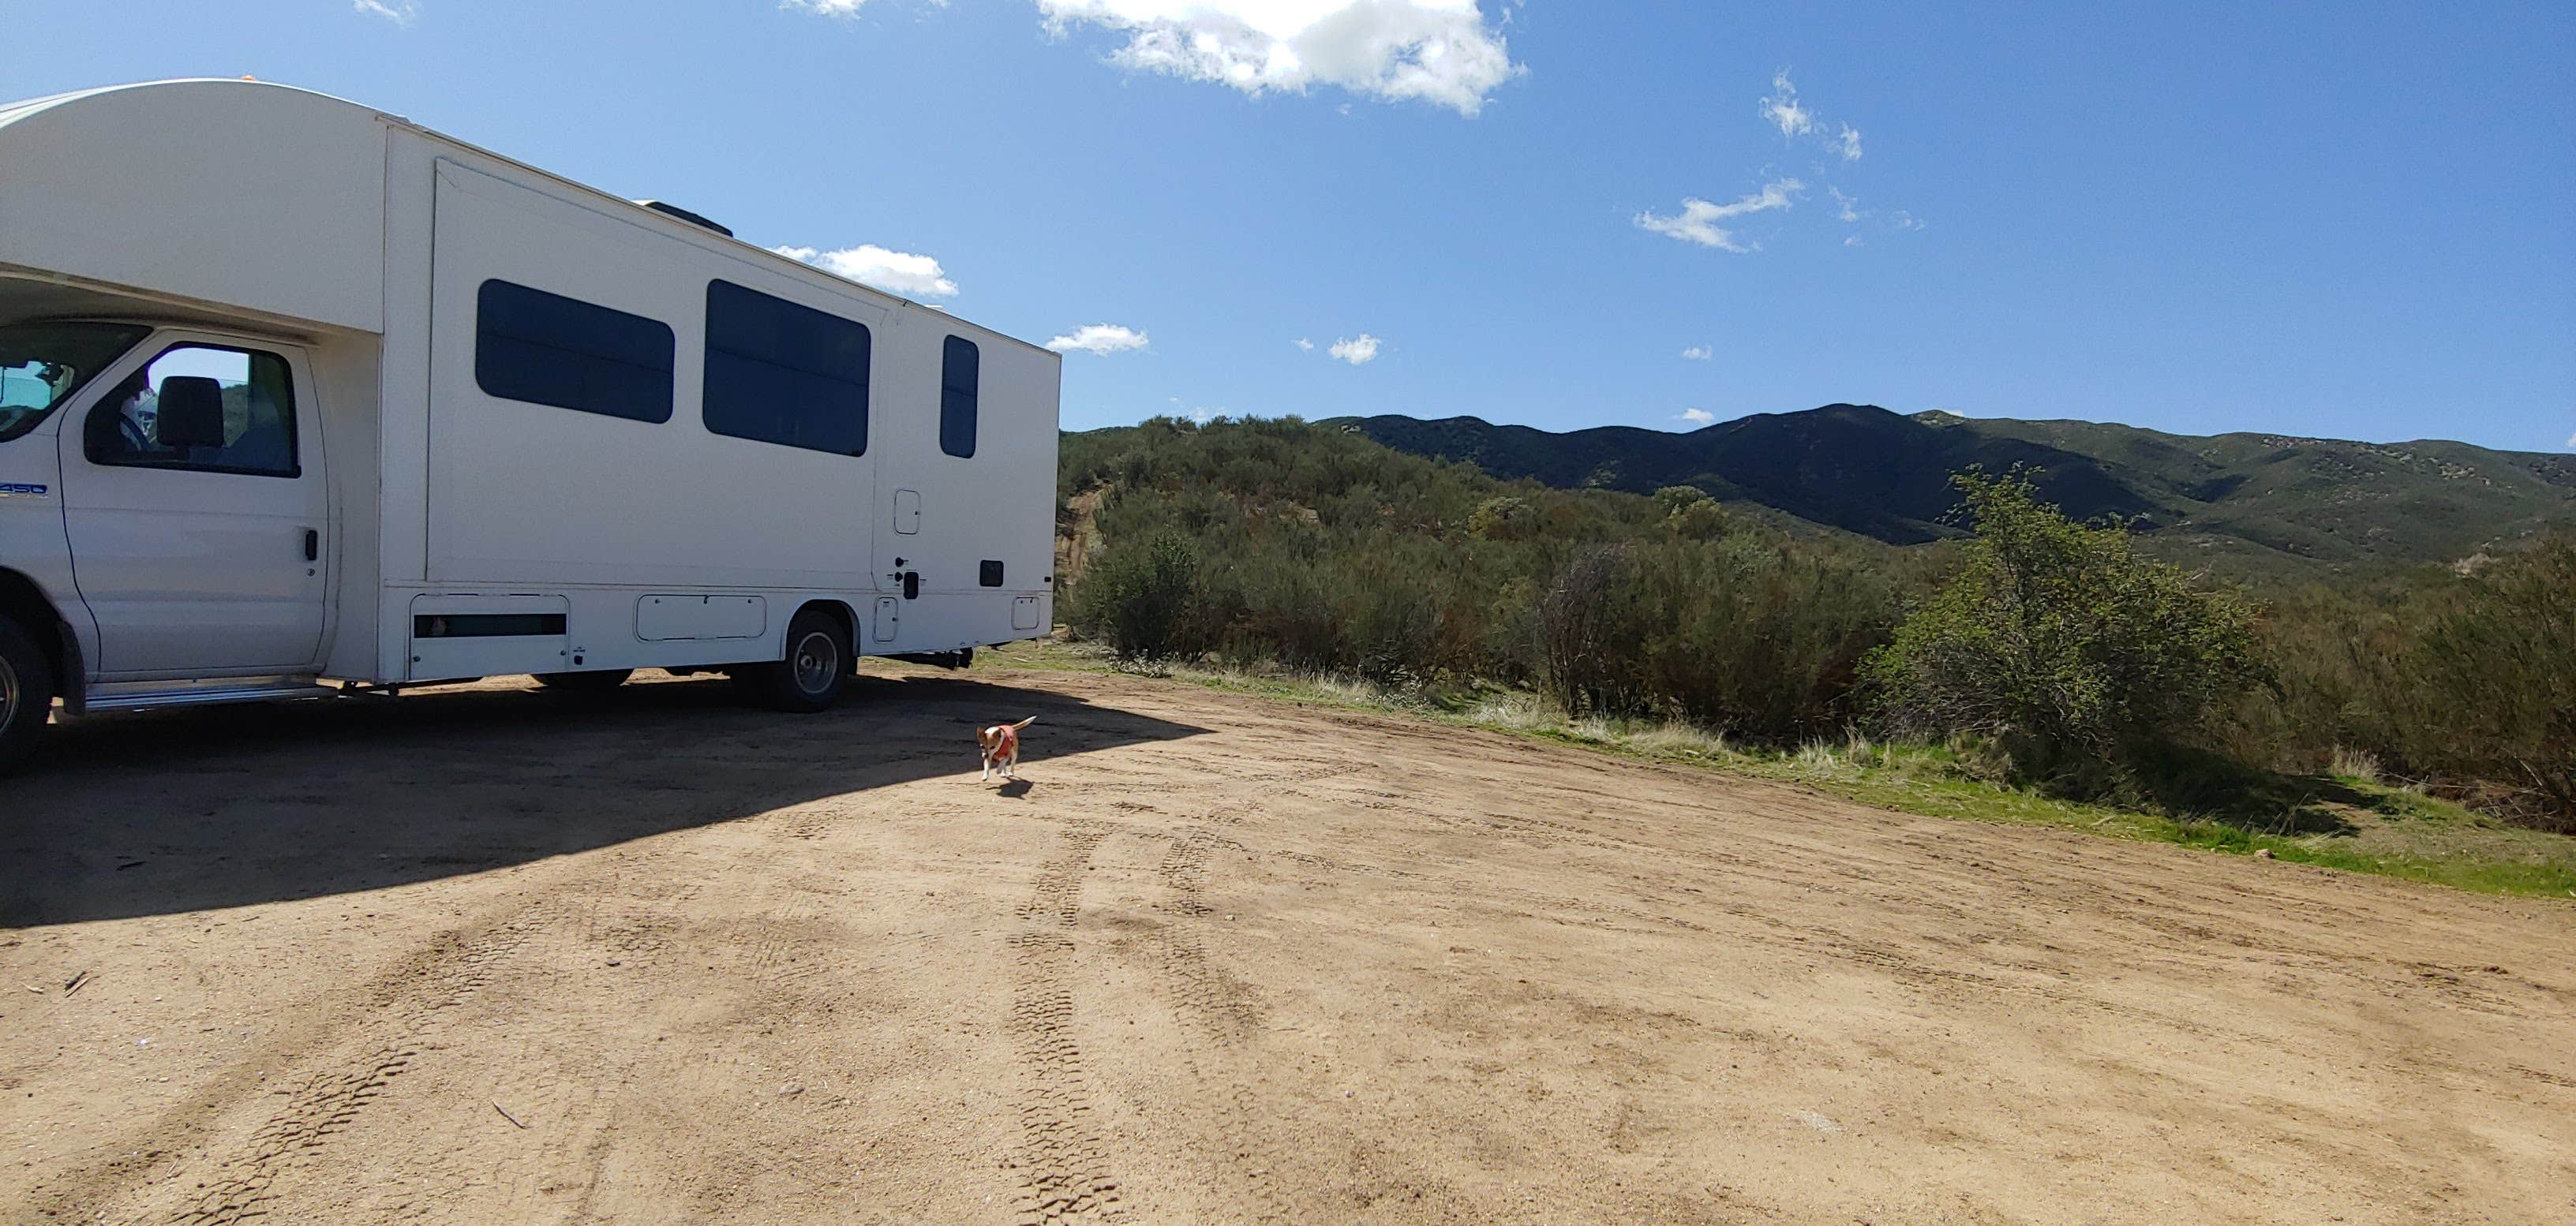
left=1335, top=406, right=2576, bottom=574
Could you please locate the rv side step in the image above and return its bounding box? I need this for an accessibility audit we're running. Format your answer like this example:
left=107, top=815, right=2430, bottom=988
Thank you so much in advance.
left=75, top=677, right=335, bottom=716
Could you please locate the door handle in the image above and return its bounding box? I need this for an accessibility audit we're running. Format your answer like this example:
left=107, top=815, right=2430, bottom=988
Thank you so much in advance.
left=303, top=529, right=319, bottom=562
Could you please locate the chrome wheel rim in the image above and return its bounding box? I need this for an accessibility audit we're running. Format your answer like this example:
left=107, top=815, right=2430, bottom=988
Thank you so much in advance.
left=0, top=652, right=16, bottom=728
left=791, top=631, right=838, bottom=695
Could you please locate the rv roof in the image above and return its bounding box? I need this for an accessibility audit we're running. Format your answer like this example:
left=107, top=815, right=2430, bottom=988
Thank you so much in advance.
left=0, top=79, right=1055, bottom=359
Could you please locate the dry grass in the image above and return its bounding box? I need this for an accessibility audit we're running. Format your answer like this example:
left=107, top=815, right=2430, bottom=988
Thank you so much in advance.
left=2330, top=745, right=2385, bottom=784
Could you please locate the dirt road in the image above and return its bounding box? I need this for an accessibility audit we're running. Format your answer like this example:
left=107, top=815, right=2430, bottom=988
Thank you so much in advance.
left=4, top=668, right=2570, bottom=1225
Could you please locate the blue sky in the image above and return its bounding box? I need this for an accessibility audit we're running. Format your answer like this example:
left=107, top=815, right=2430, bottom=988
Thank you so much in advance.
left=7, top=1, right=2571, bottom=451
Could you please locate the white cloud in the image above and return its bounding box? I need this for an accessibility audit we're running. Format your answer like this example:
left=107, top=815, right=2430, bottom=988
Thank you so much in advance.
left=353, top=0, right=417, bottom=23
left=1046, top=323, right=1151, bottom=354
left=771, top=244, right=960, bottom=297
left=1328, top=333, right=1382, bottom=364
left=1760, top=70, right=1861, bottom=162
left=1822, top=192, right=1923, bottom=245
left=1634, top=179, right=1803, bottom=252
left=1294, top=337, right=1316, bottom=351
left=1676, top=408, right=1716, bottom=425
left=2566, top=428, right=2575, bottom=449
left=1035, top=0, right=1524, bottom=116
left=1759, top=70, right=1813, bottom=137
left=1680, top=345, right=1711, bottom=361
left=781, top=0, right=873, bottom=14
left=1828, top=186, right=1861, bottom=222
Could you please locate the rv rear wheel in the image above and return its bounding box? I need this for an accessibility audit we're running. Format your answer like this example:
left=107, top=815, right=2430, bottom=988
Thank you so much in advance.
left=739, top=609, right=849, bottom=713
left=534, top=669, right=633, bottom=692
left=0, top=615, right=55, bottom=776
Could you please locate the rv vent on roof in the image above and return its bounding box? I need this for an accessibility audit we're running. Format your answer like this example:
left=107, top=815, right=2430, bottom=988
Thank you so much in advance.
left=635, top=200, right=732, bottom=238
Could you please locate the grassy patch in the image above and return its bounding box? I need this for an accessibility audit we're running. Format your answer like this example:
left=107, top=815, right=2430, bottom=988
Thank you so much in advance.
left=960, top=641, right=2576, bottom=901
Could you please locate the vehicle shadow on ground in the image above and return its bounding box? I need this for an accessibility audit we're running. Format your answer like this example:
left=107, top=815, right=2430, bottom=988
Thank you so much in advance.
left=1, top=671, right=1204, bottom=927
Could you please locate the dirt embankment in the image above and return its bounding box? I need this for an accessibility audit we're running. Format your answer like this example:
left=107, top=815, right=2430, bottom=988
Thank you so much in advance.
left=4, top=669, right=2571, bottom=1224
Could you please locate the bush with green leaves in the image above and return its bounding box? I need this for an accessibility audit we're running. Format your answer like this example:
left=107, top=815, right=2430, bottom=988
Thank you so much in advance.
left=1861, top=469, right=2270, bottom=772
left=2406, top=539, right=2576, bottom=828
left=1073, top=530, right=1201, bottom=660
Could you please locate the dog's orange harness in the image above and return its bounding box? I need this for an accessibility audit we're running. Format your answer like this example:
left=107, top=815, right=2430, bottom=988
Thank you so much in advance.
left=988, top=724, right=1019, bottom=760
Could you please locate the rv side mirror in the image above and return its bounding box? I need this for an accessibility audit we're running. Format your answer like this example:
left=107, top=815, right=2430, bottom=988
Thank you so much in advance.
left=155, top=376, right=227, bottom=448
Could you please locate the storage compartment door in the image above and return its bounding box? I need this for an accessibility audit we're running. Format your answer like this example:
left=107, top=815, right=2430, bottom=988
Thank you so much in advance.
left=408, top=592, right=571, bottom=681
left=636, top=593, right=766, bottom=641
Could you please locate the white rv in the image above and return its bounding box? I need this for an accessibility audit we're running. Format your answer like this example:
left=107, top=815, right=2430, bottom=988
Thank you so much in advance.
left=0, top=80, right=1061, bottom=771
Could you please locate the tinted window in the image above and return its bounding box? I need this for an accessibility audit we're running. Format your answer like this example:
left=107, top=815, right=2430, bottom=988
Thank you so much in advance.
left=702, top=279, right=870, bottom=456
left=85, top=345, right=300, bottom=477
left=941, top=335, right=979, bottom=459
left=0, top=321, right=149, bottom=444
left=474, top=279, right=675, bottom=423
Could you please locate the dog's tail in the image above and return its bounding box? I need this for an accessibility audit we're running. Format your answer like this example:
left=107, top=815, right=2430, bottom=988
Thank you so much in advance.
left=1011, top=716, right=1037, bottom=731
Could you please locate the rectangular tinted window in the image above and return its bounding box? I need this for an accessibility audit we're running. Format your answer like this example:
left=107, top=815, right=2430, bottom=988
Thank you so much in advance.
left=940, top=335, right=979, bottom=458
left=703, top=279, right=870, bottom=455
left=86, top=344, right=301, bottom=478
left=474, top=280, right=675, bottom=423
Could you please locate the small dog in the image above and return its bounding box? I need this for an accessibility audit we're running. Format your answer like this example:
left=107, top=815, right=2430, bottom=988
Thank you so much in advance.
left=978, top=717, right=1035, bottom=782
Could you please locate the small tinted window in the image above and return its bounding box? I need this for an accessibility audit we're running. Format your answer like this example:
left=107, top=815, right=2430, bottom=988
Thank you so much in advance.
left=702, top=280, right=870, bottom=456
left=940, top=336, right=979, bottom=459
left=474, top=279, right=676, bottom=423
left=0, top=321, right=149, bottom=443
left=85, top=345, right=300, bottom=477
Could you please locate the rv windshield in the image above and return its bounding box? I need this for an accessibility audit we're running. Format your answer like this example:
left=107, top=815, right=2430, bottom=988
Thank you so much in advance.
left=0, top=321, right=152, bottom=444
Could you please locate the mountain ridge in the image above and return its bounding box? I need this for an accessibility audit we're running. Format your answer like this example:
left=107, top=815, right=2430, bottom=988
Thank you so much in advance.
left=1331, top=405, right=2576, bottom=573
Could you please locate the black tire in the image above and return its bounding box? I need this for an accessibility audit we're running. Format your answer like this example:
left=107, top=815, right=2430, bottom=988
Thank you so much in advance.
left=0, top=615, right=56, bottom=776
left=533, top=668, right=633, bottom=692
left=738, top=608, right=850, bottom=713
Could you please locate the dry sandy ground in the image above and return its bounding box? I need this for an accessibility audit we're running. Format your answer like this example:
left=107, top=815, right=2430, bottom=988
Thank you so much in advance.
left=3, top=668, right=2571, bottom=1226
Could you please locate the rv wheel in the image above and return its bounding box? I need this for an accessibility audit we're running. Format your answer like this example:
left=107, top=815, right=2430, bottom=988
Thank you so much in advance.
left=534, top=669, right=633, bottom=692
left=740, top=609, right=849, bottom=713
left=0, top=615, right=55, bottom=776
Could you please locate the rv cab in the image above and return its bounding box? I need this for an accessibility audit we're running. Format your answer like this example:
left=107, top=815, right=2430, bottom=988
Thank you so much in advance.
left=1, top=321, right=331, bottom=677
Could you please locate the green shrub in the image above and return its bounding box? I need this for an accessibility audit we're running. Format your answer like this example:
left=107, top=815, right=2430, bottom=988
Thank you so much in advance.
left=1468, top=495, right=1536, bottom=541
left=2407, top=539, right=2576, bottom=828
left=1073, top=530, right=1201, bottom=660
left=1653, top=485, right=1730, bottom=540
left=1861, top=469, right=2269, bottom=774
left=1535, top=545, right=1636, bottom=715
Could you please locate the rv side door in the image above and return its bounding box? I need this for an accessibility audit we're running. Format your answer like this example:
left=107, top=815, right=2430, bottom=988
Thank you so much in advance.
left=55, top=335, right=329, bottom=678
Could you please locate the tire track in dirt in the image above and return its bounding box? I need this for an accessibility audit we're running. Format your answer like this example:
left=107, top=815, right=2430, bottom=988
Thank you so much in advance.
left=1002, top=820, right=1125, bottom=1224
left=1151, top=828, right=1290, bottom=1226
left=177, top=905, right=564, bottom=1226
left=28, top=901, right=567, bottom=1226
left=380, top=874, right=641, bottom=1226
